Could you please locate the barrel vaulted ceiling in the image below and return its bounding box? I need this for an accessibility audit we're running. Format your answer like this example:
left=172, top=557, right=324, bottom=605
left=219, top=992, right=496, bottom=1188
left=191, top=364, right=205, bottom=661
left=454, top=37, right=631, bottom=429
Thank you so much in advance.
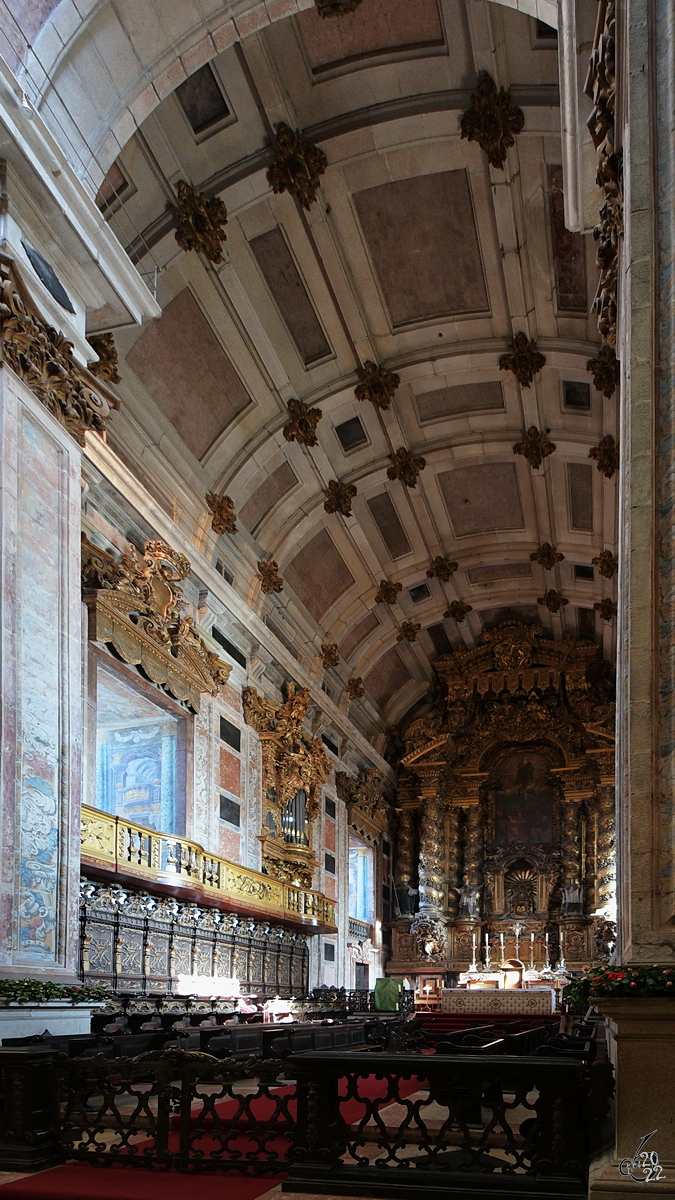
left=39, top=0, right=616, bottom=750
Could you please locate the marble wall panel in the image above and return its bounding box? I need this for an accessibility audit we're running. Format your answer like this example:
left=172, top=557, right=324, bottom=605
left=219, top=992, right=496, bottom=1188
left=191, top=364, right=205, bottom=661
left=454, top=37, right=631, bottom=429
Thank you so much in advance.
left=285, top=529, right=355, bottom=619
left=438, top=463, right=525, bottom=535
left=219, top=747, right=241, bottom=796
left=363, top=647, right=412, bottom=707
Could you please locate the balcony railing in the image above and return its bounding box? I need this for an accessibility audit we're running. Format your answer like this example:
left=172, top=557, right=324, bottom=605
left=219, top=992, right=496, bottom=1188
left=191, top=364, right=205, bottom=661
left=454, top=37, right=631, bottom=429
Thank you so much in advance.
left=348, top=916, right=372, bottom=941
left=80, top=805, right=336, bottom=931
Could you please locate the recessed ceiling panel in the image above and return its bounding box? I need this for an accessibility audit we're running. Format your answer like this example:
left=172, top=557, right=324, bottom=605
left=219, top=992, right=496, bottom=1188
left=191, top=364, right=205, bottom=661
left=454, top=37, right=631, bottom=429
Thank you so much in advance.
left=548, top=164, right=587, bottom=312
left=438, top=463, right=524, bottom=536
left=126, top=288, right=252, bottom=459
left=568, top=462, right=594, bottom=531
left=285, top=530, right=355, bottom=619
left=467, top=562, right=531, bottom=584
left=250, top=228, right=330, bottom=364
left=340, top=611, right=380, bottom=659
left=296, top=0, right=443, bottom=73
left=354, top=171, right=489, bottom=327
left=366, top=492, right=412, bottom=558
left=363, top=647, right=412, bottom=707
left=417, top=381, right=504, bottom=423
left=240, top=461, right=298, bottom=532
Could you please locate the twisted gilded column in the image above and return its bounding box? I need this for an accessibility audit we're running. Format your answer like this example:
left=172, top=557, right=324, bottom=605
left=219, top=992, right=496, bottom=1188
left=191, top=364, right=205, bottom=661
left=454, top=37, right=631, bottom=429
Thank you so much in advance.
left=560, top=796, right=582, bottom=896
left=446, top=806, right=460, bottom=917
left=395, top=807, right=416, bottom=887
left=596, top=786, right=616, bottom=917
left=463, top=805, right=484, bottom=899
left=417, top=795, right=445, bottom=915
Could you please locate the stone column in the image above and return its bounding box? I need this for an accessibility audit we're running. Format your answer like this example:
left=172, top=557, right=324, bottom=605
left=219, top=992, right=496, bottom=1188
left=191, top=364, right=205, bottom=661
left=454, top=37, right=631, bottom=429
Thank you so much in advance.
left=0, top=368, right=82, bottom=981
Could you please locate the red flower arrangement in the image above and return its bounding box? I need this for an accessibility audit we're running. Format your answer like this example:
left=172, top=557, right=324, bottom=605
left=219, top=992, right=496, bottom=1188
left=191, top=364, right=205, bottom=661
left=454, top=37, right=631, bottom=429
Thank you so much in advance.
left=564, top=963, right=675, bottom=1004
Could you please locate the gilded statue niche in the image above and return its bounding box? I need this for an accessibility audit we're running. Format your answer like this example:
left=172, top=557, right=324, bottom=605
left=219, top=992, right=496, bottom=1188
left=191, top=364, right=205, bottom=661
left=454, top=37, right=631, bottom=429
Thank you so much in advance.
left=243, top=683, right=331, bottom=889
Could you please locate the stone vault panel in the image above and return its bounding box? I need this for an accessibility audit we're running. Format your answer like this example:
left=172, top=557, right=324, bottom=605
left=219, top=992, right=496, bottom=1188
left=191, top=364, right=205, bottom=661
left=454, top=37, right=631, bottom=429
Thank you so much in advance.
left=285, top=529, right=355, bottom=620
left=240, top=460, right=299, bottom=532
left=295, top=0, right=444, bottom=74
left=416, top=381, right=505, bottom=424
left=438, top=463, right=525, bottom=536
left=363, top=646, right=412, bottom=707
left=249, top=228, right=330, bottom=364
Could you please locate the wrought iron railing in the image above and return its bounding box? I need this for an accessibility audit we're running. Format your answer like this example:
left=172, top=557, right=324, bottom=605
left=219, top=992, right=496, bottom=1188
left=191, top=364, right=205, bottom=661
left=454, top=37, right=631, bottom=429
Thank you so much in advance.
left=305, top=987, right=415, bottom=1018
left=80, top=804, right=336, bottom=930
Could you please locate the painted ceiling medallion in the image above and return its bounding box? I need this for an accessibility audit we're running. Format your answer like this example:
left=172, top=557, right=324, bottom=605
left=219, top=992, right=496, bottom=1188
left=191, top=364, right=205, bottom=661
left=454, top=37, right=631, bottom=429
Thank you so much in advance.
left=427, top=555, right=458, bottom=582
left=594, top=597, right=616, bottom=621
left=397, top=620, right=421, bottom=643
left=174, top=180, right=228, bottom=263
left=257, top=560, right=284, bottom=595
left=267, top=123, right=328, bottom=210
left=315, top=0, right=363, bottom=15
left=206, top=492, right=237, bottom=535
left=587, top=343, right=619, bottom=397
left=283, top=398, right=323, bottom=447
left=324, top=479, right=357, bottom=516
left=513, top=426, right=556, bottom=470
left=537, top=588, right=569, bottom=614
left=375, top=579, right=402, bottom=605
left=592, top=550, right=618, bottom=579
left=387, top=446, right=427, bottom=488
left=460, top=71, right=525, bottom=169
left=589, top=433, right=620, bottom=478
left=346, top=676, right=365, bottom=699
left=444, top=600, right=472, bottom=622
left=354, top=360, right=401, bottom=411
left=87, top=332, right=121, bottom=384
left=320, top=642, right=340, bottom=669
left=530, top=543, right=564, bottom=571
left=500, top=332, right=546, bottom=388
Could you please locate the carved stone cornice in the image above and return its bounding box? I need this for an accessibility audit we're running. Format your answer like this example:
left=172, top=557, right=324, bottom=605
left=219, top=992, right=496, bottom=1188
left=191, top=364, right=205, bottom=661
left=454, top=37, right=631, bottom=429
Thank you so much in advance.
left=589, top=433, right=620, bottom=479
left=587, top=344, right=619, bottom=397
left=444, top=600, right=472, bottom=623
left=257, top=560, right=284, bottom=595
left=375, top=579, right=402, bottom=605
left=355, top=360, right=400, bottom=410
left=283, top=398, right=322, bottom=446
left=460, top=72, right=525, bottom=169
left=500, top=334, right=546, bottom=389
left=0, top=265, right=118, bottom=445
left=397, top=620, right=420, bottom=643
left=81, top=534, right=231, bottom=712
left=594, top=597, right=616, bottom=622
left=537, top=589, right=569, bottom=614
left=206, top=492, right=237, bottom=535
left=267, top=123, right=327, bottom=210
left=530, top=543, right=564, bottom=571
left=592, top=550, right=618, bottom=579
left=174, top=180, right=228, bottom=262
left=87, top=332, right=121, bottom=384
left=427, top=555, right=458, bottom=582
left=514, top=426, right=556, bottom=470
left=324, top=479, right=356, bottom=516
left=387, top=447, right=426, bottom=488
left=320, top=642, right=340, bottom=669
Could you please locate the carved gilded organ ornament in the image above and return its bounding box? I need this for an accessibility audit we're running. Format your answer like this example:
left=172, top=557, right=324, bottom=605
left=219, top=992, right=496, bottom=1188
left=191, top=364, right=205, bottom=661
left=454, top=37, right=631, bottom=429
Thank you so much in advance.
left=266, top=123, right=327, bottom=210
left=460, top=72, right=525, bottom=169
left=397, top=620, right=421, bottom=643
left=592, top=550, right=618, bottom=579
left=87, top=332, right=121, bottom=384
left=589, top=434, right=620, bottom=479
left=283, top=398, right=322, bottom=447
left=500, top=334, right=546, bottom=389
left=174, top=180, right=228, bottom=262
left=444, top=600, right=472, bottom=623
left=324, top=479, right=357, bottom=516
left=320, top=642, right=340, bottom=669
left=336, top=768, right=389, bottom=843
left=354, top=360, right=401, bottom=410
left=587, top=344, right=619, bottom=397
left=375, top=580, right=402, bottom=605
left=530, top=543, right=564, bottom=571
left=537, top=589, right=569, bottom=614
left=427, top=556, right=459, bottom=582
left=81, top=534, right=231, bottom=712
left=387, top=447, right=427, bottom=488
left=206, top=492, right=237, bottom=535
left=513, top=426, right=556, bottom=470
left=257, top=560, right=284, bottom=595
left=242, top=684, right=330, bottom=889
left=387, top=621, right=616, bottom=977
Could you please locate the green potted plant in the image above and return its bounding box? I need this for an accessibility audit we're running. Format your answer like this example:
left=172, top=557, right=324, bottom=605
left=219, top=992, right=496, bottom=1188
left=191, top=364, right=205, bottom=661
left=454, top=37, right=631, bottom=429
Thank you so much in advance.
left=563, top=963, right=675, bottom=1005
left=0, top=979, right=111, bottom=1006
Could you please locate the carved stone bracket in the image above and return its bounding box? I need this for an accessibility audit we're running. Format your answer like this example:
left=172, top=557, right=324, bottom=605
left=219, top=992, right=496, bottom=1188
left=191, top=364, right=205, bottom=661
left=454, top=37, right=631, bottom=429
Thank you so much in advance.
left=355, top=360, right=400, bottom=410
left=174, top=180, right=228, bottom=262
left=513, top=426, right=556, bottom=470
left=267, top=123, right=327, bottom=210
left=460, top=72, right=525, bottom=168
left=87, top=332, right=121, bottom=384
left=500, top=334, right=546, bottom=388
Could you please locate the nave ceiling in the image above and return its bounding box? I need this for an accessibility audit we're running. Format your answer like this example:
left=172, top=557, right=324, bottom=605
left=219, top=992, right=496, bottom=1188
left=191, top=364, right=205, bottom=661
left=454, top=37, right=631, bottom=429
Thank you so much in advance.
left=39, top=0, right=616, bottom=753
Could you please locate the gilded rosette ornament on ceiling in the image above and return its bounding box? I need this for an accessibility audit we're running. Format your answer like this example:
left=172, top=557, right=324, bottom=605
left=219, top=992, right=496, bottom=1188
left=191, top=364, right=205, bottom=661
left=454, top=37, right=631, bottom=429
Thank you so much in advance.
left=530, top=543, right=564, bottom=571
left=537, top=588, right=569, bottom=614
left=387, top=447, right=426, bottom=488
left=500, top=333, right=546, bottom=388
left=81, top=533, right=231, bottom=711
left=283, top=398, right=323, bottom=446
left=427, top=555, right=458, bottom=582
left=592, top=550, right=618, bottom=579
left=267, top=123, right=328, bottom=210
left=346, top=676, right=365, bottom=699
left=513, top=426, right=556, bottom=470
left=587, top=344, right=619, bottom=397
left=444, top=600, right=472, bottom=623
left=174, top=180, right=228, bottom=263
left=354, top=360, right=400, bottom=410
left=460, top=71, right=525, bottom=169
left=375, top=579, right=402, bottom=605
left=0, top=265, right=118, bottom=445
left=87, top=332, right=121, bottom=384
left=594, top=597, right=616, bottom=622
left=242, top=683, right=330, bottom=889
left=320, top=642, right=340, bottom=669
left=206, top=492, right=237, bottom=535
left=397, top=620, right=421, bottom=643
left=257, top=560, right=284, bottom=595
left=589, top=433, right=620, bottom=478
left=324, top=479, right=357, bottom=515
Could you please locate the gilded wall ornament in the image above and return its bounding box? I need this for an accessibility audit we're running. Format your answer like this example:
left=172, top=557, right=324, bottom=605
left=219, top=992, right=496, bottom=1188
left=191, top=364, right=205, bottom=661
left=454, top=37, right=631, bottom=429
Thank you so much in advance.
left=444, top=600, right=472, bottom=623
left=267, top=123, right=327, bottom=210
left=530, top=543, right=564, bottom=571
left=594, top=597, right=616, bottom=621
left=586, top=0, right=622, bottom=346
left=375, top=579, right=402, bottom=605
left=0, top=268, right=117, bottom=445
left=81, top=534, right=231, bottom=710
left=460, top=72, right=525, bottom=169
left=589, top=433, right=620, bottom=478
left=397, top=620, right=421, bottom=643
left=174, top=180, right=228, bottom=263
left=87, top=332, right=121, bottom=384
left=592, top=550, right=618, bottom=579
left=320, top=642, right=340, bottom=669
left=324, top=479, right=357, bottom=516
left=205, top=492, right=237, bottom=535
left=587, top=344, right=619, bottom=397
left=427, top=555, right=458, bottom=582
left=336, top=767, right=387, bottom=824
left=316, top=0, right=363, bottom=13
left=257, top=560, right=284, bottom=594
left=513, top=426, right=556, bottom=470
left=537, top=588, right=569, bottom=613
left=354, top=360, right=400, bottom=410
left=409, top=915, right=447, bottom=962
left=346, top=676, right=365, bottom=699
left=500, top=333, right=546, bottom=388
left=283, top=398, right=322, bottom=447
left=242, top=687, right=277, bottom=733
left=481, top=621, right=541, bottom=670
left=387, top=447, right=426, bottom=488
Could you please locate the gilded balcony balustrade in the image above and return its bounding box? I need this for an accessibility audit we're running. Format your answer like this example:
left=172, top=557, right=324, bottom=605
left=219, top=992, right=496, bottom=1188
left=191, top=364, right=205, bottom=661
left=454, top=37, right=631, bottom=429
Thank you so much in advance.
left=80, top=805, right=336, bottom=931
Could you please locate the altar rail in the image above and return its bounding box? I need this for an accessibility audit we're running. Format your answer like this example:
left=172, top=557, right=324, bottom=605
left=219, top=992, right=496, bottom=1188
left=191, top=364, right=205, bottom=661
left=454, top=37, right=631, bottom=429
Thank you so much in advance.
left=80, top=804, right=336, bottom=930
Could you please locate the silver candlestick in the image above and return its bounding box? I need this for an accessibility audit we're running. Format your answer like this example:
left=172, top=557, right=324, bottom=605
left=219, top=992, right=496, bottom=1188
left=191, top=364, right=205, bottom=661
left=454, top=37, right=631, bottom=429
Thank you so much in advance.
left=512, top=920, right=525, bottom=961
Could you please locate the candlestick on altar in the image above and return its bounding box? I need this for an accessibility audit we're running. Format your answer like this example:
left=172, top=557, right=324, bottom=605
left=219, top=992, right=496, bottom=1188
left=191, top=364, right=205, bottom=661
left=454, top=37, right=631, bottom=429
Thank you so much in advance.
left=470, top=930, right=478, bottom=971
left=530, top=931, right=535, bottom=970
left=558, top=923, right=566, bottom=971
left=500, top=932, right=505, bottom=962
left=544, top=929, right=550, bottom=970
left=485, top=931, right=491, bottom=970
